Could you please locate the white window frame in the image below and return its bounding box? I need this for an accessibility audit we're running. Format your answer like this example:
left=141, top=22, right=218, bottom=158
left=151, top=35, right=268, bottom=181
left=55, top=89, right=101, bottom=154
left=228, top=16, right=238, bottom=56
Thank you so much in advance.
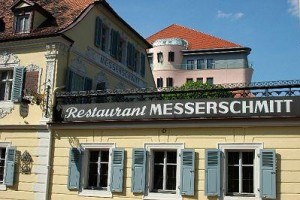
left=144, top=143, right=184, bottom=200
left=218, top=143, right=263, bottom=200
left=15, top=13, right=31, bottom=33
left=0, top=69, right=13, bottom=101
left=79, top=143, right=115, bottom=198
left=0, top=142, right=11, bottom=191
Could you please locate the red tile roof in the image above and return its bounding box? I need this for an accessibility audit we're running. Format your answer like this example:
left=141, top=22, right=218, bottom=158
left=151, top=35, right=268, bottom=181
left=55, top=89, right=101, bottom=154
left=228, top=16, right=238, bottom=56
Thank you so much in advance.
left=146, top=24, right=243, bottom=50
left=0, top=0, right=95, bottom=41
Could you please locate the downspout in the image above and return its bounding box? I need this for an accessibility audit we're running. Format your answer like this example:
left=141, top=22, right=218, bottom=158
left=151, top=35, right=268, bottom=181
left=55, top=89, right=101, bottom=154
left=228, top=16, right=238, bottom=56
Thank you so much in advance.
left=45, top=86, right=65, bottom=200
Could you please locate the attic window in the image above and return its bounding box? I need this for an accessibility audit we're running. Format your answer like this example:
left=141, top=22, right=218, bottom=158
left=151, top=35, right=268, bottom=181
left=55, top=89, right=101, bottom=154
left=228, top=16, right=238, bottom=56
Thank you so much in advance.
left=15, top=13, right=31, bottom=33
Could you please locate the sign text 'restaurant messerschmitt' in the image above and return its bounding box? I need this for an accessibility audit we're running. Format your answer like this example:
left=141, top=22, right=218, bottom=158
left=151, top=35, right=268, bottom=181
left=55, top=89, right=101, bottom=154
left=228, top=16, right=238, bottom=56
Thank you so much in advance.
left=60, top=97, right=300, bottom=122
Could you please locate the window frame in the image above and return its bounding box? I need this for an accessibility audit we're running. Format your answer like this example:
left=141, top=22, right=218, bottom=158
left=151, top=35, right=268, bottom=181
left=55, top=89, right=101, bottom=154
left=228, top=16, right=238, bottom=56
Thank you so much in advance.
left=79, top=143, right=115, bottom=198
left=166, top=77, right=173, bottom=88
left=0, top=142, right=11, bottom=191
left=15, top=12, right=31, bottom=33
left=0, top=69, right=13, bottom=101
left=157, top=77, right=163, bottom=88
left=157, top=52, right=163, bottom=63
left=186, top=60, right=194, bottom=70
left=168, top=52, right=174, bottom=62
left=144, top=143, right=184, bottom=200
left=218, top=143, right=263, bottom=200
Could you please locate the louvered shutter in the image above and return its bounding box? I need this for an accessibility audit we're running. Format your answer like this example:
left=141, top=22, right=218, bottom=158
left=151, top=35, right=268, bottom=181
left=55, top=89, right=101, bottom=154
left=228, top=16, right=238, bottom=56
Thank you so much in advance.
left=180, top=149, right=195, bottom=196
left=11, top=67, right=25, bottom=102
left=131, top=148, right=146, bottom=193
left=260, top=149, right=276, bottom=199
left=65, top=69, right=74, bottom=92
left=67, top=148, right=82, bottom=190
left=205, top=149, right=221, bottom=197
left=4, top=147, right=16, bottom=186
left=140, top=54, right=146, bottom=77
left=111, top=148, right=125, bottom=192
left=95, top=17, right=102, bottom=48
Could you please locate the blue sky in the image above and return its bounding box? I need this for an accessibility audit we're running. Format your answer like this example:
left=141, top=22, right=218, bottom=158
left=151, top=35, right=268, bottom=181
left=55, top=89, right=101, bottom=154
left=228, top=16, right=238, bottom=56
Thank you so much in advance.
left=107, top=0, right=300, bottom=82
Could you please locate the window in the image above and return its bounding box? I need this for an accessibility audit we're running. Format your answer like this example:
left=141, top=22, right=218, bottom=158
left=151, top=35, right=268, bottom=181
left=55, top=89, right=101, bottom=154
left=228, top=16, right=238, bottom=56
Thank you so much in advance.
left=140, top=54, right=146, bottom=77
left=110, top=29, right=119, bottom=59
left=0, top=70, right=13, bottom=101
left=227, top=151, right=254, bottom=196
left=0, top=148, right=6, bottom=185
left=157, top=78, right=163, bottom=88
left=0, top=67, right=24, bottom=102
left=152, top=151, right=177, bottom=193
left=127, top=42, right=136, bottom=70
left=132, top=144, right=195, bottom=199
left=186, top=78, right=193, bottom=83
left=205, top=144, right=277, bottom=200
left=166, top=77, right=173, bottom=87
left=67, top=144, right=124, bottom=197
left=196, top=78, right=203, bottom=83
left=15, top=14, right=30, bottom=33
left=66, top=69, right=92, bottom=91
left=168, top=52, right=174, bottom=62
left=157, top=52, right=163, bottom=63
left=186, top=60, right=194, bottom=70
left=94, top=17, right=108, bottom=52
left=197, top=59, right=205, bottom=69
left=207, top=59, right=214, bottom=69
left=206, top=77, right=213, bottom=85
left=0, top=144, right=16, bottom=190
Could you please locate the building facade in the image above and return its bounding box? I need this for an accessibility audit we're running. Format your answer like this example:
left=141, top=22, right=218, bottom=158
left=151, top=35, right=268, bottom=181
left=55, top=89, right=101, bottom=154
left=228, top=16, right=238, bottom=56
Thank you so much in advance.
left=147, top=24, right=253, bottom=88
left=50, top=81, right=300, bottom=200
left=0, top=0, right=154, bottom=199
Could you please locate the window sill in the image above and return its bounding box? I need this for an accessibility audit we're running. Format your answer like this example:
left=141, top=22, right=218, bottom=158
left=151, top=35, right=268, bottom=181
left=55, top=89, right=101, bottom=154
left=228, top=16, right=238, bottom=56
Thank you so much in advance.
left=224, top=196, right=261, bottom=200
left=79, top=189, right=112, bottom=198
left=0, top=184, right=7, bottom=191
left=144, top=192, right=182, bottom=200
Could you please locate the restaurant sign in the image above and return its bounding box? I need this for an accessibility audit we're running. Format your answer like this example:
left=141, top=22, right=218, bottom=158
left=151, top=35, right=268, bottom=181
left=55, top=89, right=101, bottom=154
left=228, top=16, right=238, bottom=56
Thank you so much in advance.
left=60, top=97, right=300, bottom=122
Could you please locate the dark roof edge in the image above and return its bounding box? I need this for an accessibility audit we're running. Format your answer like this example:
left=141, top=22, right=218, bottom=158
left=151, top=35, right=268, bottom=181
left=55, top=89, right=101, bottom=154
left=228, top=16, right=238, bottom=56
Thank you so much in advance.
left=182, top=47, right=251, bottom=54
left=0, top=33, right=74, bottom=44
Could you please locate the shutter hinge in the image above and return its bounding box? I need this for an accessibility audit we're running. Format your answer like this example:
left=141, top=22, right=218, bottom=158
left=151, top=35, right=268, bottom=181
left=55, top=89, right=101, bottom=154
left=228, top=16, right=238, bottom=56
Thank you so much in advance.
left=257, top=153, right=260, bottom=158
left=257, top=188, right=260, bottom=192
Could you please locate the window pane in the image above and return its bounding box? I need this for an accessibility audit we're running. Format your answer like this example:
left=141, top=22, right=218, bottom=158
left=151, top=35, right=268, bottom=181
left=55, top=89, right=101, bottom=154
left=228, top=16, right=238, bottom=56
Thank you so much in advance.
left=1, top=71, right=7, bottom=80
left=166, top=165, right=177, bottom=190
left=227, top=166, right=239, bottom=193
left=242, top=152, right=254, bottom=164
left=242, top=166, right=254, bottom=193
left=89, top=151, right=99, bottom=162
left=228, top=152, right=239, bottom=165
left=101, top=151, right=109, bottom=162
left=154, top=151, right=164, bottom=163
left=153, top=165, right=163, bottom=190
left=0, top=83, right=5, bottom=100
left=88, top=163, right=98, bottom=188
left=167, top=152, right=177, bottom=163
left=100, top=163, right=108, bottom=187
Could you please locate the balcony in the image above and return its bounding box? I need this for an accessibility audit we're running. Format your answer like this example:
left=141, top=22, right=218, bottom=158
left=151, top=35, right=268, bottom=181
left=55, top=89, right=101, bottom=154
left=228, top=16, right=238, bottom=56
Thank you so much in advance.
left=151, top=62, right=252, bottom=71
left=53, top=80, right=300, bottom=122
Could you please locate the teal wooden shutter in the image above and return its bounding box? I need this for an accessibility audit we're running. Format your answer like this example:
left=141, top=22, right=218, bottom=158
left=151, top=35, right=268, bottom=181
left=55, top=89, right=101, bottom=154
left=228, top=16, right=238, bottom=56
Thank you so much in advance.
left=66, top=69, right=74, bottom=92
left=205, top=149, right=221, bottom=197
left=67, top=148, right=82, bottom=190
left=131, top=148, right=146, bottom=193
left=180, top=149, right=195, bottom=196
left=11, top=67, right=25, bottom=102
left=140, top=54, right=146, bottom=77
left=4, top=147, right=16, bottom=186
left=84, top=77, right=93, bottom=91
left=111, top=148, right=125, bottom=192
left=95, top=17, right=102, bottom=48
left=260, top=149, right=276, bottom=199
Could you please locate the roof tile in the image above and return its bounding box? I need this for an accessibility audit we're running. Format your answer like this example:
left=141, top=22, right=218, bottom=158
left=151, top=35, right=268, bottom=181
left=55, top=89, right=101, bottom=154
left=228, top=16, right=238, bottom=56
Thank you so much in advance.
left=146, top=24, right=242, bottom=50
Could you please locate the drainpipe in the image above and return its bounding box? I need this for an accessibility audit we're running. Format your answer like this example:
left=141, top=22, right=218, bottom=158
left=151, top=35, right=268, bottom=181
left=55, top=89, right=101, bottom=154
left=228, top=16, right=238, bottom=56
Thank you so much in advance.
left=45, top=86, right=65, bottom=200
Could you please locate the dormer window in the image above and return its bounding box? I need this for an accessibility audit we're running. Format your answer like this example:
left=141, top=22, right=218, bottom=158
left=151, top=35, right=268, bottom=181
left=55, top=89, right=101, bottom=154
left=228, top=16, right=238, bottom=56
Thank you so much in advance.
left=15, top=13, right=31, bottom=33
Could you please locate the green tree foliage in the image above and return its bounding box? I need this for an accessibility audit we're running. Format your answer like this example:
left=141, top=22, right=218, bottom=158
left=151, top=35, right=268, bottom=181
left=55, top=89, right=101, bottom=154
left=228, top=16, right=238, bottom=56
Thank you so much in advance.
left=162, top=81, right=233, bottom=100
